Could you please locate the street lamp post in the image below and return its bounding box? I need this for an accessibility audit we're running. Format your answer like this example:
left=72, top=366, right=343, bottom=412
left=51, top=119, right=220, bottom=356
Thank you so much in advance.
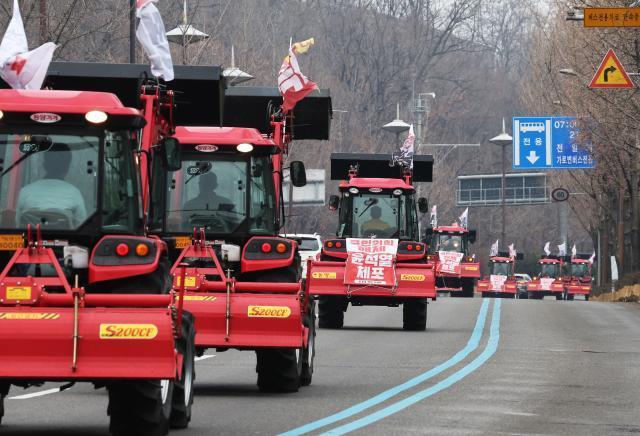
left=489, top=119, right=513, bottom=247
left=166, top=0, right=210, bottom=64
left=382, top=103, right=411, bottom=145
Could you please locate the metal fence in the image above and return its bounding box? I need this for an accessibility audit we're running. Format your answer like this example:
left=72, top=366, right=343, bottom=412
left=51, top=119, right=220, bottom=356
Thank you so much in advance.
left=457, top=186, right=550, bottom=206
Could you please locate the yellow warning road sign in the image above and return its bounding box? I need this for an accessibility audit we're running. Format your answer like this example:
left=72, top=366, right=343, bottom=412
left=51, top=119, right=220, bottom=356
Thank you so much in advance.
left=589, top=49, right=634, bottom=89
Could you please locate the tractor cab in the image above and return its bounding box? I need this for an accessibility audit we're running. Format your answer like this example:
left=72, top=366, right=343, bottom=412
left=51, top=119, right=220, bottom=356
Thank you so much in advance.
left=327, top=153, right=432, bottom=243
left=526, top=255, right=566, bottom=299
left=564, top=254, right=593, bottom=300
left=425, top=224, right=477, bottom=256
left=489, top=257, right=514, bottom=276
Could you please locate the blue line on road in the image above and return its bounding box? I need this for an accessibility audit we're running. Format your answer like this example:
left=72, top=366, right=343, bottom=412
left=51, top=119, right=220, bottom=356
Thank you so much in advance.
left=324, top=299, right=502, bottom=435
left=280, top=299, right=491, bottom=436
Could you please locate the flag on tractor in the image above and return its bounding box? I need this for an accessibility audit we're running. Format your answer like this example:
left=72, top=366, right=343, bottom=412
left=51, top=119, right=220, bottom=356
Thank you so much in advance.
left=571, top=244, right=577, bottom=259
left=278, top=38, right=318, bottom=113
left=136, top=0, right=174, bottom=81
left=458, top=208, right=469, bottom=228
left=588, top=251, right=596, bottom=264
left=543, top=241, right=551, bottom=256
left=558, top=242, right=567, bottom=256
left=490, top=239, right=499, bottom=257
left=508, top=243, right=516, bottom=259
left=0, top=0, right=57, bottom=90
left=391, top=124, right=415, bottom=169
left=429, top=205, right=437, bottom=228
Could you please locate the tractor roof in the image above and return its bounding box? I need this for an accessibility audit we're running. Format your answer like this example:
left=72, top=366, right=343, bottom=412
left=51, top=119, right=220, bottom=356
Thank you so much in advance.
left=433, top=225, right=469, bottom=233
left=33, top=62, right=224, bottom=126
left=330, top=153, right=433, bottom=182
left=173, top=126, right=275, bottom=146
left=0, top=89, right=143, bottom=118
left=225, top=86, right=332, bottom=140
left=571, top=258, right=591, bottom=264
left=339, top=177, right=414, bottom=191
left=490, top=256, right=513, bottom=263
left=539, top=258, right=561, bottom=264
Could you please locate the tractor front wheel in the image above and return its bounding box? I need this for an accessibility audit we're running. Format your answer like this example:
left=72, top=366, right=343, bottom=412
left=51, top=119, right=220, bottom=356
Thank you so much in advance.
left=256, top=348, right=302, bottom=392
left=301, top=299, right=316, bottom=386
left=170, top=312, right=196, bottom=429
left=0, top=382, right=9, bottom=426
left=318, top=296, right=345, bottom=329
left=461, top=279, right=475, bottom=298
left=108, top=379, right=173, bottom=436
left=403, top=299, right=427, bottom=331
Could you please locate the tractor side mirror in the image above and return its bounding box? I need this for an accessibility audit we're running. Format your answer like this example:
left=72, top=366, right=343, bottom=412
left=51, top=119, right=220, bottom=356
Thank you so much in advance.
left=290, top=161, right=307, bottom=187
left=468, top=230, right=477, bottom=244
left=161, top=137, right=181, bottom=171
left=328, top=195, right=340, bottom=211
left=418, top=197, right=429, bottom=213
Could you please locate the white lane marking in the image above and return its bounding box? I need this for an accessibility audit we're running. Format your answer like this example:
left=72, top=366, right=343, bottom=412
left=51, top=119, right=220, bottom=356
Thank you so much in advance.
left=9, top=387, right=64, bottom=400
left=195, top=354, right=215, bottom=361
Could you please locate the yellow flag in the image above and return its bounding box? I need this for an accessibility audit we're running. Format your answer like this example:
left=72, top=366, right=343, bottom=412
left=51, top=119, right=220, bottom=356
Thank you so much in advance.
left=292, top=37, right=315, bottom=55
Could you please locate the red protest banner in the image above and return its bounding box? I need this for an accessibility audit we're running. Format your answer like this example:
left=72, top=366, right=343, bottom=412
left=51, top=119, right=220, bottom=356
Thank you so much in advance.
left=344, top=239, right=398, bottom=286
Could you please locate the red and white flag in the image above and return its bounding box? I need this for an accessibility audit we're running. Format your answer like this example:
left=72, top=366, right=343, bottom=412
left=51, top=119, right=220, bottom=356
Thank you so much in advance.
left=508, top=243, right=516, bottom=259
left=0, top=0, right=57, bottom=90
left=136, top=0, right=174, bottom=81
left=278, top=38, right=318, bottom=113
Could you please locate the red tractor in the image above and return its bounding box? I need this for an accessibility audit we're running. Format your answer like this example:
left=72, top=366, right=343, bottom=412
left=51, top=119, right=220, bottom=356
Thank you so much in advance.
left=526, top=255, right=566, bottom=300
left=146, top=86, right=332, bottom=391
left=0, top=62, right=206, bottom=434
left=424, top=224, right=480, bottom=297
left=307, top=153, right=436, bottom=331
left=476, top=251, right=523, bottom=298
left=564, top=254, right=593, bottom=301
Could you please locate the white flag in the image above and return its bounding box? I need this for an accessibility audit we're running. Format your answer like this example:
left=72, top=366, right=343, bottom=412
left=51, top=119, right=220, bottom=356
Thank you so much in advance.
left=490, top=239, right=499, bottom=257
left=458, top=208, right=469, bottom=228
left=508, top=243, right=516, bottom=259
left=278, top=38, right=318, bottom=112
left=429, top=205, right=437, bottom=228
left=136, top=0, right=174, bottom=81
left=588, top=251, right=595, bottom=264
left=0, top=0, right=57, bottom=90
left=543, top=241, right=550, bottom=256
left=571, top=244, right=577, bottom=259
left=558, top=242, right=567, bottom=256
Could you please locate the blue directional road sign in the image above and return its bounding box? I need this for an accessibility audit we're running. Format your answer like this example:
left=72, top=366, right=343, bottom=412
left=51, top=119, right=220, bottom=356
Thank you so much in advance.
left=512, top=116, right=595, bottom=170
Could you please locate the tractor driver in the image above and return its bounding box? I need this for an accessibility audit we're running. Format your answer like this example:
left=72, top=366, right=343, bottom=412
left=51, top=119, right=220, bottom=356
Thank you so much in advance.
left=361, top=205, right=391, bottom=234
left=16, top=144, right=87, bottom=229
left=184, top=172, right=232, bottom=212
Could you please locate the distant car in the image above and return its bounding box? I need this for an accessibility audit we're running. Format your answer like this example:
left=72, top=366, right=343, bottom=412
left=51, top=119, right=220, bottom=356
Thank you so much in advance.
left=514, top=273, right=532, bottom=299
left=280, top=233, right=322, bottom=277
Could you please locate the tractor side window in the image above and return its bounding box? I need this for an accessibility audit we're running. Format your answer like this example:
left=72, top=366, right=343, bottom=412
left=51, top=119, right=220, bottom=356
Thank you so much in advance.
left=102, top=131, right=138, bottom=232
left=0, top=131, right=99, bottom=230
left=249, top=156, right=275, bottom=235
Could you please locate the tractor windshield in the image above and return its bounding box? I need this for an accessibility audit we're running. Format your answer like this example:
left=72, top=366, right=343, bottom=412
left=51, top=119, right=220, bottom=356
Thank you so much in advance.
left=344, top=193, right=407, bottom=239
left=571, top=263, right=589, bottom=277
left=539, top=263, right=560, bottom=278
left=491, top=262, right=511, bottom=276
left=0, top=129, right=139, bottom=233
left=163, top=155, right=275, bottom=235
left=435, top=233, right=465, bottom=253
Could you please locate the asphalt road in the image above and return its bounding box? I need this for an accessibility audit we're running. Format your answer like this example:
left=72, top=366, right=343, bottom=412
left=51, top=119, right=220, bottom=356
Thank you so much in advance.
left=3, top=297, right=640, bottom=435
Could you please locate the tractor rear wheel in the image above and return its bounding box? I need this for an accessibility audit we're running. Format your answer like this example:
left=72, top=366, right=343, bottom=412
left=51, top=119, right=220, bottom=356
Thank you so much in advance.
left=566, top=294, right=574, bottom=301
left=403, top=299, right=427, bottom=331
left=170, top=312, right=196, bottom=429
left=585, top=295, right=590, bottom=301
left=318, top=296, right=345, bottom=329
left=301, top=299, right=316, bottom=386
left=108, top=379, right=173, bottom=436
left=556, top=293, right=565, bottom=300
left=256, top=348, right=302, bottom=392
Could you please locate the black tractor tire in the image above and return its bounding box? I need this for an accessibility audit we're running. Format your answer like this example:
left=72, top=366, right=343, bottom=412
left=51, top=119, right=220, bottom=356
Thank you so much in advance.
left=170, top=312, right=196, bottom=429
left=585, top=295, right=590, bottom=301
left=566, top=294, right=575, bottom=301
left=108, top=379, right=173, bottom=436
left=256, top=348, right=302, bottom=393
left=403, top=299, right=427, bottom=331
left=461, top=279, right=475, bottom=298
left=318, top=296, right=345, bottom=329
left=482, top=292, right=492, bottom=298
left=0, top=382, right=8, bottom=426
left=301, top=299, right=316, bottom=386
left=556, top=293, right=565, bottom=301
left=87, top=257, right=172, bottom=295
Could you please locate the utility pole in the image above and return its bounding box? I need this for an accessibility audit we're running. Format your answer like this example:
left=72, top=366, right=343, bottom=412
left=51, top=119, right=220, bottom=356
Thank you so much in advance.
left=489, top=119, right=513, bottom=248
left=129, top=0, right=136, bottom=63
left=39, top=0, right=47, bottom=45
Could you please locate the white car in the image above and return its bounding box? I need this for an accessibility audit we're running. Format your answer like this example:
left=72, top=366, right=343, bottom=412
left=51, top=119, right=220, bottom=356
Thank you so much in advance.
left=281, top=233, right=323, bottom=277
